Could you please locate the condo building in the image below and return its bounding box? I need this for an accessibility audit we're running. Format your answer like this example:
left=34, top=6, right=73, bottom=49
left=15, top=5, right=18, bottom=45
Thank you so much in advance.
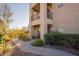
left=29, top=3, right=79, bottom=40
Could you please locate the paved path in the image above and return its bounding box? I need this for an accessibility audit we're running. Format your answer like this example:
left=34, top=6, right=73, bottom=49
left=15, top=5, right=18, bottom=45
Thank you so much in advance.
left=8, top=40, right=40, bottom=56
left=10, top=46, right=40, bottom=56
left=12, top=38, right=76, bottom=56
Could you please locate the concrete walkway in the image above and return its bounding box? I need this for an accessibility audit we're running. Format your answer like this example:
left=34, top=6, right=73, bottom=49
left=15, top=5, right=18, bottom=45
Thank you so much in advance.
left=12, top=38, right=76, bottom=56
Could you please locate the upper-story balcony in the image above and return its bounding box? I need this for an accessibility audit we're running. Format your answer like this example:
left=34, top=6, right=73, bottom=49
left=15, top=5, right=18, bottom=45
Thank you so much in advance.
left=30, top=3, right=53, bottom=25
left=31, top=12, right=40, bottom=21
left=31, top=3, right=40, bottom=22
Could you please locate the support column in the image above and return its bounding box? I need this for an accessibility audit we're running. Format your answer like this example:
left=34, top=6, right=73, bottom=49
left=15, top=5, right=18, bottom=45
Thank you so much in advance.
left=40, top=3, right=47, bottom=40
left=29, top=4, right=32, bottom=39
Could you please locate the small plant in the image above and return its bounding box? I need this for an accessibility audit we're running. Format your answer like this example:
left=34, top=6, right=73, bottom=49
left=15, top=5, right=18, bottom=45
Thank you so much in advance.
left=0, top=44, right=3, bottom=53
left=0, top=32, right=3, bottom=44
left=2, top=45, right=11, bottom=53
left=3, top=35, right=11, bottom=42
left=32, top=39, right=44, bottom=47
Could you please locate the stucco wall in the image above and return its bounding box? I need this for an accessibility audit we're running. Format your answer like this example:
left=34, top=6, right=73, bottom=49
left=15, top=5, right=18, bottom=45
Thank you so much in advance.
left=54, top=3, right=79, bottom=34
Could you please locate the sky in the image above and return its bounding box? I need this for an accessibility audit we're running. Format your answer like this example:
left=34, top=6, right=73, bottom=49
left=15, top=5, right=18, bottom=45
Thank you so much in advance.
left=9, top=3, right=29, bottom=29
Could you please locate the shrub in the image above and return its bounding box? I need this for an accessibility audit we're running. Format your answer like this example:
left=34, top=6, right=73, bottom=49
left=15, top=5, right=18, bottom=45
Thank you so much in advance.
left=3, top=35, right=11, bottom=42
left=44, top=32, right=65, bottom=45
left=0, top=32, right=3, bottom=43
left=3, top=45, right=11, bottom=53
left=32, top=39, right=44, bottom=47
left=44, top=32, right=79, bottom=49
left=18, top=31, right=29, bottom=41
left=8, top=30, right=19, bottom=38
left=65, top=34, right=79, bottom=49
left=8, top=29, right=29, bottom=41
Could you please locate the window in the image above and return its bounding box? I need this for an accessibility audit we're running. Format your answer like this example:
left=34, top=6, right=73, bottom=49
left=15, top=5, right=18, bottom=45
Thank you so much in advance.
left=58, top=3, right=63, bottom=8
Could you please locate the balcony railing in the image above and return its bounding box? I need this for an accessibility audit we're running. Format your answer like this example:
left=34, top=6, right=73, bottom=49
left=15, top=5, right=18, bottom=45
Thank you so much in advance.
left=31, top=13, right=40, bottom=21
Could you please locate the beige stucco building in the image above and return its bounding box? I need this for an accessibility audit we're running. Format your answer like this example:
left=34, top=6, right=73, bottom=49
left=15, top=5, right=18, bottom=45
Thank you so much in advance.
left=29, top=3, right=79, bottom=40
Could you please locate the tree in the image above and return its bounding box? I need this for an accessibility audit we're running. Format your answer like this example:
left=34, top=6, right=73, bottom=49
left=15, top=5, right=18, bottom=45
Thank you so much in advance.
left=0, top=3, right=13, bottom=34
left=0, top=4, right=13, bottom=54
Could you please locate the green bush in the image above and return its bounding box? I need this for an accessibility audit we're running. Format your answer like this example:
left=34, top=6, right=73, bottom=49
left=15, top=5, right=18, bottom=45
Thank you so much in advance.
left=0, top=32, right=3, bottom=43
left=44, top=32, right=79, bottom=49
left=44, top=32, right=65, bottom=45
left=65, top=34, right=79, bottom=49
left=32, top=39, right=44, bottom=47
left=18, top=32, right=29, bottom=41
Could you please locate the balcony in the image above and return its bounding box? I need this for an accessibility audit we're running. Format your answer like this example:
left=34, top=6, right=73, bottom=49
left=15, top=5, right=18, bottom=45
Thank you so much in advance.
left=31, top=12, right=40, bottom=21
left=31, top=3, right=40, bottom=21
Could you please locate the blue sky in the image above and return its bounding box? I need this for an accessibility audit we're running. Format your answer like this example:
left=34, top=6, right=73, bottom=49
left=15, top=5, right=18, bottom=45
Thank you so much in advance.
left=9, top=3, right=29, bottom=29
